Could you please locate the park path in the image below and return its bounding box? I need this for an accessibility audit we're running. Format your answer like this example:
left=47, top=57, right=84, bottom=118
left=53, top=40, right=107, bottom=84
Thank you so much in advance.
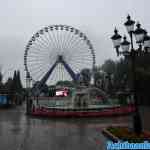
left=0, top=104, right=133, bottom=150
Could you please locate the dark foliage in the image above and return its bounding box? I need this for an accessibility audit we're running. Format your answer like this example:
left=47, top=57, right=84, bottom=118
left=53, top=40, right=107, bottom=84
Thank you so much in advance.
left=101, top=55, right=150, bottom=105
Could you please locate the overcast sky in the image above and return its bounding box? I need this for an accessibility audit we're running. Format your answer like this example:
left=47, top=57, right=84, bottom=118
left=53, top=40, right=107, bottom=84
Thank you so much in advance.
left=0, top=0, right=149, bottom=85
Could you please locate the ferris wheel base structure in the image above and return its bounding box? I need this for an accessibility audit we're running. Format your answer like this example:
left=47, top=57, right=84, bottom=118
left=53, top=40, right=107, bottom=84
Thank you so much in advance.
left=32, top=55, right=79, bottom=96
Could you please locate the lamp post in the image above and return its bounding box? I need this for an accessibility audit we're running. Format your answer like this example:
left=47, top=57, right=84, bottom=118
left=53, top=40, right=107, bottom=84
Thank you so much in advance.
left=111, top=15, right=150, bottom=134
left=26, top=72, right=32, bottom=115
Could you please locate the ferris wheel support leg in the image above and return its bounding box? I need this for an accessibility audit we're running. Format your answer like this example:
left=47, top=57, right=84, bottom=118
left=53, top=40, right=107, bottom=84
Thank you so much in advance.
left=40, top=61, right=58, bottom=85
left=32, top=61, right=58, bottom=96
left=61, top=60, right=77, bottom=82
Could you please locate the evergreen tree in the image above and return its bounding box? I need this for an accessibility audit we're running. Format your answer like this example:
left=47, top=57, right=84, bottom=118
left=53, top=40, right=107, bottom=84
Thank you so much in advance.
left=16, top=70, right=22, bottom=91
left=0, top=72, right=4, bottom=93
left=0, top=72, right=2, bottom=83
left=80, top=68, right=91, bottom=86
left=12, top=70, right=17, bottom=92
left=4, top=77, right=13, bottom=92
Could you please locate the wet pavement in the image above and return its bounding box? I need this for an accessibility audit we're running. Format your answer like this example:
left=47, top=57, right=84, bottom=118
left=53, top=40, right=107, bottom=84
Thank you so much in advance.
left=0, top=104, right=133, bottom=150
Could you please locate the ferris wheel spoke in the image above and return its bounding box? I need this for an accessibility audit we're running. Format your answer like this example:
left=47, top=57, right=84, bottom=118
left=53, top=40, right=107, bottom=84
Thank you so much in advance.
left=56, top=30, right=61, bottom=52
left=61, top=30, right=70, bottom=52
left=68, top=39, right=85, bottom=54
left=27, top=60, right=49, bottom=67
left=28, top=50, right=56, bottom=64
left=42, top=32, right=52, bottom=46
left=30, top=44, right=52, bottom=54
left=61, top=29, right=73, bottom=51
left=61, top=64, right=63, bottom=81
left=60, top=31, right=66, bottom=52
left=56, top=30, right=62, bottom=52
left=55, top=66, right=59, bottom=84
left=31, top=65, right=50, bottom=81
left=71, top=53, right=92, bottom=60
left=65, top=34, right=79, bottom=51
left=48, top=71, right=55, bottom=85
left=63, top=32, right=79, bottom=55
left=63, top=30, right=74, bottom=51
left=44, top=32, right=57, bottom=51
left=33, top=37, right=50, bottom=50
left=28, top=52, right=50, bottom=59
left=29, top=67, right=47, bottom=77
left=36, top=67, right=51, bottom=82
left=29, top=58, right=50, bottom=67
left=58, top=31, right=62, bottom=52
left=64, top=41, right=83, bottom=58
left=52, top=72, right=57, bottom=85
left=59, top=64, right=62, bottom=81
left=51, top=30, right=60, bottom=51
left=28, top=50, right=49, bottom=56
left=28, top=63, right=48, bottom=74
left=70, top=60, right=92, bottom=67
left=58, top=30, right=64, bottom=52
left=30, top=43, right=50, bottom=55
left=27, top=57, right=48, bottom=62
left=68, top=34, right=90, bottom=54
left=39, top=34, right=51, bottom=47
left=59, top=65, right=61, bottom=81
left=71, top=61, right=88, bottom=68
left=57, top=31, right=62, bottom=51
left=61, top=30, right=70, bottom=50
left=72, top=59, right=92, bottom=66
left=37, top=36, right=54, bottom=51
left=65, top=33, right=83, bottom=51
left=69, top=64, right=81, bottom=72
left=27, top=60, right=46, bottom=65
left=69, top=46, right=91, bottom=59
left=70, top=60, right=91, bottom=69
left=65, top=51, right=91, bottom=63
left=53, top=67, right=58, bottom=83
left=69, top=47, right=91, bottom=56
left=37, top=33, right=51, bottom=49
left=47, top=31, right=58, bottom=51
left=62, top=64, right=64, bottom=81
left=58, top=64, right=60, bottom=81
left=70, top=53, right=93, bottom=61
left=54, top=67, right=58, bottom=84
left=27, top=63, right=47, bottom=69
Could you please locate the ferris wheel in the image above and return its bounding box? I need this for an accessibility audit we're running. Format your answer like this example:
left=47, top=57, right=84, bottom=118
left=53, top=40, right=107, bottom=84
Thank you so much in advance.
left=24, top=25, right=95, bottom=87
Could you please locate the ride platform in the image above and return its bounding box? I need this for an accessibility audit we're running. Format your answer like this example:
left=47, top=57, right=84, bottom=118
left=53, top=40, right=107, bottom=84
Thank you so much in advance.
left=31, top=104, right=135, bottom=118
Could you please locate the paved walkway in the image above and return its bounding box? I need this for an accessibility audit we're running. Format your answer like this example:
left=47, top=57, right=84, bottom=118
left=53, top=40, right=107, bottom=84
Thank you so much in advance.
left=139, top=106, right=150, bottom=131
left=0, top=104, right=133, bottom=150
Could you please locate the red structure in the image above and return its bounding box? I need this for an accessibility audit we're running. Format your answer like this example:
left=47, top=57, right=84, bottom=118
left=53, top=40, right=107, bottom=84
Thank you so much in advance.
left=32, top=104, right=135, bottom=118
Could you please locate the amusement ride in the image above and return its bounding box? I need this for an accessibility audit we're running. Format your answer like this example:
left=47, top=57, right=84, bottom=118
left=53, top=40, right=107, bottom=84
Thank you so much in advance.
left=24, top=25, right=95, bottom=94
left=24, top=25, right=135, bottom=117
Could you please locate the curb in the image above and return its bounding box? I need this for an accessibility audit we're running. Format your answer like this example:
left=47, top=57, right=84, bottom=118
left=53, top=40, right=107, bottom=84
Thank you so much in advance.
left=102, top=128, right=121, bottom=142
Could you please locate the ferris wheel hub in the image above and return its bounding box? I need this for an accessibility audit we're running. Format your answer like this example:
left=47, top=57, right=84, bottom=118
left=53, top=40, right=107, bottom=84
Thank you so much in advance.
left=57, top=55, right=63, bottom=62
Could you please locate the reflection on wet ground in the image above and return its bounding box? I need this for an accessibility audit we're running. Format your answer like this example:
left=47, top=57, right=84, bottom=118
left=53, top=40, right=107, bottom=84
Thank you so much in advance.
left=0, top=104, right=135, bottom=150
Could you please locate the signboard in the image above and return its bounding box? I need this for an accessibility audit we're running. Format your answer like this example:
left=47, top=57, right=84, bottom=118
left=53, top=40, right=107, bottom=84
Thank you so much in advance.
left=0, top=95, right=8, bottom=105
left=56, top=89, right=68, bottom=97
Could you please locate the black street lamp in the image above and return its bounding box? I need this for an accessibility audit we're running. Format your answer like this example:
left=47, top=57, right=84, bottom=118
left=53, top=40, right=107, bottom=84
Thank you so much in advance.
left=111, top=15, right=150, bottom=134
left=111, top=28, right=122, bottom=56
left=143, top=31, right=150, bottom=53
left=124, top=15, right=135, bottom=49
